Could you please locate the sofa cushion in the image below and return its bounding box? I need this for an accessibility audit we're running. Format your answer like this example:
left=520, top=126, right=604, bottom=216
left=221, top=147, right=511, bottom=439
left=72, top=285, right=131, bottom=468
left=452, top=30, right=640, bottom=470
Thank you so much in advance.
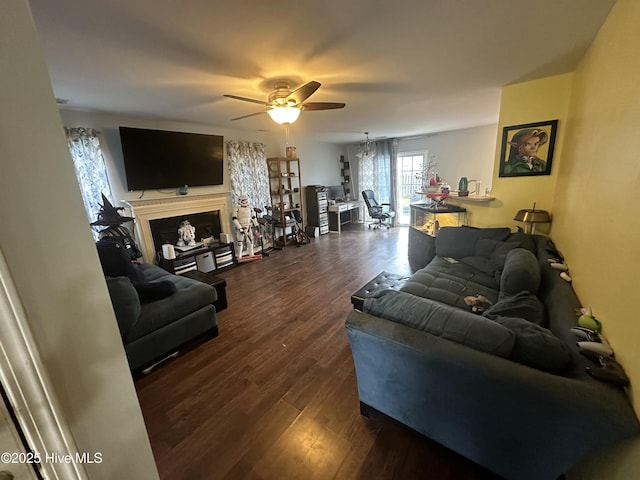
left=500, top=248, right=540, bottom=296
left=485, top=314, right=572, bottom=373
left=490, top=241, right=523, bottom=270
left=401, top=261, right=500, bottom=309
left=123, top=264, right=217, bottom=342
left=506, top=231, right=538, bottom=255
left=435, top=226, right=511, bottom=259
left=105, top=276, right=141, bottom=339
left=98, top=239, right=177, bottom=303
left=459, top=255, right=495, bottom=274
left=364, top=290, right=515, bottom=357
left=485, top=291, right=546, bottom=326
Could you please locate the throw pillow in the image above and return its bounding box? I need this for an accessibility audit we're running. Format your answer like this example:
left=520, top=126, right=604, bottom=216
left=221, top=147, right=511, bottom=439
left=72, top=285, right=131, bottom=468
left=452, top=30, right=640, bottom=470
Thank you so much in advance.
left=500, top=248, right=540, bottom=296
left=486, top=314, right=572, bottom=373
left=475, top=238, right=504, bottom=258
left=484, top=291, right=546, bottom=326
left=97, top=240, right=177, bottom=302
left=105, top=276, right=141, bottom=339
left=506, top=231, right=538, bottom=255
left=490, top=241, right=523, bottom=270
left=134, top=281, right=177, bottom=303
left=435, top=226, right=511, bottom=259
left=460, top=256, right=496, bottom=274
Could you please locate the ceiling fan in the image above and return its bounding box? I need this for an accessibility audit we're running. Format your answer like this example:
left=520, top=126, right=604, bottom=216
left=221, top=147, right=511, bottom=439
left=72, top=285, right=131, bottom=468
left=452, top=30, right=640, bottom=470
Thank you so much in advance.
left=224, top=81, right=345, bottom=124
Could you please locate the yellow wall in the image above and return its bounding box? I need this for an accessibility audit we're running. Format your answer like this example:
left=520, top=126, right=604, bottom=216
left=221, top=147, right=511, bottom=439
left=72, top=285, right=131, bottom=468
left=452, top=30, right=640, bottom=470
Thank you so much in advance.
left=473, top=1, right=640, bottom=477
left=550, top=0, right=640, bottom=477
left=464, top=74, right=574, bottom=230
left=468, top=2, right=640, bottom=476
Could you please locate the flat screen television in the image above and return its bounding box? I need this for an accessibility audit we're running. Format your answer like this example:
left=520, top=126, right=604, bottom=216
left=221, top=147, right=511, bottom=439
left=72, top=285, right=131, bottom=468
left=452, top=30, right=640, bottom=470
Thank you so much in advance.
left=119, top=126, right=224, bottom=191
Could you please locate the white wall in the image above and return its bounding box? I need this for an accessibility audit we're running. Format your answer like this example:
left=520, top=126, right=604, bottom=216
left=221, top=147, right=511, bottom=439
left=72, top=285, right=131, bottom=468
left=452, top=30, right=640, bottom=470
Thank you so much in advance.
left=0, top=1, right=159, bottom=478
left=396, top=124, right=497, bottom=194
left=59, top=116, right=496, bottom=218
left=344, top=125, right=497, bottom=202
left=59, top=110, right=346, bottom=206
left=59, top=109, right=276, bottom=204
left=288, top=139, right=344, bottom=188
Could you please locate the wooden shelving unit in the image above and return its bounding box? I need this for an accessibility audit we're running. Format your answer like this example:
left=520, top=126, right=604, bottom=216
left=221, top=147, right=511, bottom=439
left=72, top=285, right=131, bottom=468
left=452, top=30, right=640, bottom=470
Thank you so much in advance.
left=267, top=157, right=303, bottom=247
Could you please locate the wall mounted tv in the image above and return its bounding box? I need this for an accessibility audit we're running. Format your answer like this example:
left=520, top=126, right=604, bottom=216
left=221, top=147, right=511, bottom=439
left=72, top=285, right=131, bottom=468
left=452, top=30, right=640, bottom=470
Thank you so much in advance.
left=119, top=126, right=224, bottom=191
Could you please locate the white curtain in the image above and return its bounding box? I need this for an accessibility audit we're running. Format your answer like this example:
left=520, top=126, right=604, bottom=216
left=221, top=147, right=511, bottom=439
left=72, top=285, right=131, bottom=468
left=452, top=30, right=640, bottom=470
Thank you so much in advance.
left=225, top=141, right=269, bottom=212
left=66, top=127, right=113, bottom=237
left=357, top=139, right=398, bottom=223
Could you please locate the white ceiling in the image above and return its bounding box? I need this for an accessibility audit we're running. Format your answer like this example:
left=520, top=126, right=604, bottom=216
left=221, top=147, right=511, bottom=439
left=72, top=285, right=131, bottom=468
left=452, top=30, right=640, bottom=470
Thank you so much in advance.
left=28, top=0, right=615, bottom=144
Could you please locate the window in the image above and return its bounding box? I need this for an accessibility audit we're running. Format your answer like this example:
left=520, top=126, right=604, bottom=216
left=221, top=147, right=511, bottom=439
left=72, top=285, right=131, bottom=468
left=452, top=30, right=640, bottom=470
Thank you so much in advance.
left=65, top=127, right=113, bottom=238
left=396, top=152, right=426, bottom=225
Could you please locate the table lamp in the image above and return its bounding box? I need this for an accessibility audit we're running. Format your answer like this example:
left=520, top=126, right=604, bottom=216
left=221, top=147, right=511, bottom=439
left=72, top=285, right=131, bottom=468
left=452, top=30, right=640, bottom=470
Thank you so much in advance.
left=513, top=202, right=551, bottom=234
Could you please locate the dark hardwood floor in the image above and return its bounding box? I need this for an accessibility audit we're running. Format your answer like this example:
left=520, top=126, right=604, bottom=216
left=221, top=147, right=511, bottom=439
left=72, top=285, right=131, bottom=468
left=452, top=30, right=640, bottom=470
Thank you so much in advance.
left=135, top=224, right=503, bottom=480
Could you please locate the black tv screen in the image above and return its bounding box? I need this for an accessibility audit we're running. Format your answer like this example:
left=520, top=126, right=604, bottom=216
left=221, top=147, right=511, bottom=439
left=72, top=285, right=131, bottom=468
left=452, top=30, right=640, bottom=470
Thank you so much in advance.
left=119, top=126, right=224, bottom=191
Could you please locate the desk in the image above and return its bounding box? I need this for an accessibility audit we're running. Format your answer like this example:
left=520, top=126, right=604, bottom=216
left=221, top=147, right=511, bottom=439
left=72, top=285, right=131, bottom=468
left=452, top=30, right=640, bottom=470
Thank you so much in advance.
left=328, top=201, right=362, bottom=233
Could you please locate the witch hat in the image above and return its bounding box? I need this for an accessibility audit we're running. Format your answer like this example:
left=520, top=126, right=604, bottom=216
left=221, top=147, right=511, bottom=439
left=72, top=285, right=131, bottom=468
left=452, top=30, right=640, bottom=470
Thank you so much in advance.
left=90, top=193, right=134, bottom=227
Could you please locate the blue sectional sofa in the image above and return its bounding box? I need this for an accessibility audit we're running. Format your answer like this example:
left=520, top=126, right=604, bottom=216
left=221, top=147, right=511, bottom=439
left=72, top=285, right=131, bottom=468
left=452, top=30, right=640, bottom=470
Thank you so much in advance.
left=98, top=239, right=218, bottom=373
left=346, top=226, right=638, bottom=480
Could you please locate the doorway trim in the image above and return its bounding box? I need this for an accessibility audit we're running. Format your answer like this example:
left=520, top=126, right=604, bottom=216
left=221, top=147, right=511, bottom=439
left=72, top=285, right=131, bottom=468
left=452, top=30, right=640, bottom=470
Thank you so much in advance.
left=0, top=247, right=87, bottom=479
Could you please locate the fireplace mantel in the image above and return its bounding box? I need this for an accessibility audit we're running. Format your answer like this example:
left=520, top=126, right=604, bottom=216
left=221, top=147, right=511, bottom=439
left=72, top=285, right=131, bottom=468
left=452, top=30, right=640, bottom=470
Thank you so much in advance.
left=123, top=193, right=231, bottom=263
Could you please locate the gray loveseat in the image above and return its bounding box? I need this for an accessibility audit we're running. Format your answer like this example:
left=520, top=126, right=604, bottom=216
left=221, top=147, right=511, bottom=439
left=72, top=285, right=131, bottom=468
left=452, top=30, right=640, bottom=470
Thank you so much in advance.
left=98, top=240, right=218, bottom=373
left=346, top=226, right=638, bottom=480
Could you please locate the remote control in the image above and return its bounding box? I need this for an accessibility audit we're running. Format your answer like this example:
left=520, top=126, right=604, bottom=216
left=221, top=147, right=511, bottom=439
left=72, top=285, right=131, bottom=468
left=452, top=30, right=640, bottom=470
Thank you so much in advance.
left=579, top=349, right=603, bottom=363
left=578, top=341, right=614, bottom=356
left=571, top=327, right=600, bottom=342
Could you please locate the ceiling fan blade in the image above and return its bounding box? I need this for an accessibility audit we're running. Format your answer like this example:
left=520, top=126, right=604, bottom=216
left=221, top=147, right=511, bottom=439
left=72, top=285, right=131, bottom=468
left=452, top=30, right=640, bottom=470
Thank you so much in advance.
left=286, top=81, right=321, bottom=105
left=231, top=111, right=266, bottom=121
left=224, top=94, right=270, bottom=106
left=301, top=102, right=346, bottom=111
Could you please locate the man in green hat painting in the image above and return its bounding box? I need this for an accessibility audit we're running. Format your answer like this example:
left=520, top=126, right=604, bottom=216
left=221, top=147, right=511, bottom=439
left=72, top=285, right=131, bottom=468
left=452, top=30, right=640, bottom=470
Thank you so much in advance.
left=504, top=128, right=548, bottom=174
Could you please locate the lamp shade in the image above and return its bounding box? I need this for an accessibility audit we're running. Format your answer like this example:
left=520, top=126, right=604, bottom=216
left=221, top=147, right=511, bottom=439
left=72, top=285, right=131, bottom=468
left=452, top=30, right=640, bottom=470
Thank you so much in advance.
left=514, top=203, right=551, bottom=234
left=513, top=209, right=551, bottom=223
left=267, top=106, right=301, bottom=124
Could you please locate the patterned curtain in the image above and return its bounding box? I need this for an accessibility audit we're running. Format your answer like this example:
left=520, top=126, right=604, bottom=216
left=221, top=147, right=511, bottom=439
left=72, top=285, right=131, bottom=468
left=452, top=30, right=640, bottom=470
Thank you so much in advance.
left=226, top=141, right=269, bottom=212
left=65, top=127, right=113, bottom=237
left=358, top=139, right=397, bottom=224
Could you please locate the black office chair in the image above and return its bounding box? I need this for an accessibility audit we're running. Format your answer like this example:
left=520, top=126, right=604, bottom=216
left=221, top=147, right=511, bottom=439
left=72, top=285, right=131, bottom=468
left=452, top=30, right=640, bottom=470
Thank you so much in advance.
left=362, top=190, right=396, bottom=229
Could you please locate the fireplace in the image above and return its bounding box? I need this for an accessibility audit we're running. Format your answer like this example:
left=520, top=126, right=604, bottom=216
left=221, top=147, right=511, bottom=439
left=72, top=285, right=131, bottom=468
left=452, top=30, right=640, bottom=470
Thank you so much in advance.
left=123, top=194, right=230, bottom=263
left=149, top=211, right=222, bottom=255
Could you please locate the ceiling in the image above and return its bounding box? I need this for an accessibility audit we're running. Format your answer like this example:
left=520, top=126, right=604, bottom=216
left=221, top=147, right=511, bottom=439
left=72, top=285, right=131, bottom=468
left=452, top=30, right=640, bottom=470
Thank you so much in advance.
left=28, top=0, right=615, bottom=144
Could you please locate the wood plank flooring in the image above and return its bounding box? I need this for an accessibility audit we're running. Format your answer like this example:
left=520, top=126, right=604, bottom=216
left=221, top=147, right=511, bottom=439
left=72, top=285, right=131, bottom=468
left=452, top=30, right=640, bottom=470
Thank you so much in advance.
left=135, top=225, right=504, bottom=480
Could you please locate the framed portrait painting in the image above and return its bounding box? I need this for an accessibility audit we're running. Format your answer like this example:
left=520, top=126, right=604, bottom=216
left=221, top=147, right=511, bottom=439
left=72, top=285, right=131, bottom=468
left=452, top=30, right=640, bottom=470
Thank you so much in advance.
left=499, top=120, right=558, bottom=177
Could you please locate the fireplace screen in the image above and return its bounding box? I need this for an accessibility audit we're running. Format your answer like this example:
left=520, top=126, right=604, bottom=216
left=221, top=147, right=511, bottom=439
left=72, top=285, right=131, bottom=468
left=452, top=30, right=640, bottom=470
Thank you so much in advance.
left=149, top=210, right=221, bottom=255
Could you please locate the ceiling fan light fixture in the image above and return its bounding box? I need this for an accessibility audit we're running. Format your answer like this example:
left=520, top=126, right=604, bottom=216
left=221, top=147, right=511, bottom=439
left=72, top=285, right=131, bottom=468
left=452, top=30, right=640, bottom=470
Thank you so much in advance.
left=267, top=106, right=301, bottom=124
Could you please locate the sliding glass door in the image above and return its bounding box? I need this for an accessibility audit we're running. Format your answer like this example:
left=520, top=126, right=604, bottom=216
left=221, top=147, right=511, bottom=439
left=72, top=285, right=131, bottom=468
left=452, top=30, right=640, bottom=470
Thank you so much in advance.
left=396, top=151, right=426, bottom=225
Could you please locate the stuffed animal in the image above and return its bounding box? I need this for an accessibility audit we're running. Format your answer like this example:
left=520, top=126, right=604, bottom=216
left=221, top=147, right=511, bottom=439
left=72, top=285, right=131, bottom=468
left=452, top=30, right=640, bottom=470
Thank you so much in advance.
left=464, top=294, right=493, bottom=314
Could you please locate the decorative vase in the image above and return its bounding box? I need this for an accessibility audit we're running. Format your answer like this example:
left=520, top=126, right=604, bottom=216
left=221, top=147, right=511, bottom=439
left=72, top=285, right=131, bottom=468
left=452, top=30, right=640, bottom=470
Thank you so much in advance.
left=458, top=177, right=469, bottom=196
